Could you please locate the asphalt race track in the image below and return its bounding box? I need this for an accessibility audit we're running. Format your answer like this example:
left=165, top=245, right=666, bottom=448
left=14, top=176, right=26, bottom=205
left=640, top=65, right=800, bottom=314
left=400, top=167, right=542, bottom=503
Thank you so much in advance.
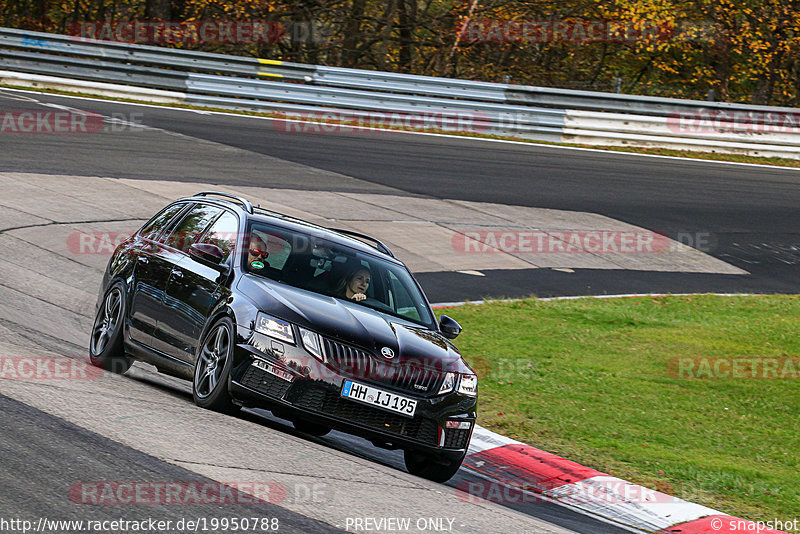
left=1, top=87, right=798, bottom=533
left=0, top=394, right=343, bottom=534
left=3, top=89, right=800, bottom=301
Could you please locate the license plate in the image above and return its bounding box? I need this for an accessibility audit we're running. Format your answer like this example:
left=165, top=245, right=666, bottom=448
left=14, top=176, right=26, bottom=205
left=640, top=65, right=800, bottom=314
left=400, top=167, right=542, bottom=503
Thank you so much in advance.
left=252, top=359, right=293, bottom=382
left=341, top=379, right=417, bottom=417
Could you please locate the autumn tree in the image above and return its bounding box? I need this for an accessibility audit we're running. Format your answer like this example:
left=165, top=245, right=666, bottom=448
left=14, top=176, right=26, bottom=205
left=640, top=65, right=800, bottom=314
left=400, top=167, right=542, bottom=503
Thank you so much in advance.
left=0, top=0, right=796, bottom=105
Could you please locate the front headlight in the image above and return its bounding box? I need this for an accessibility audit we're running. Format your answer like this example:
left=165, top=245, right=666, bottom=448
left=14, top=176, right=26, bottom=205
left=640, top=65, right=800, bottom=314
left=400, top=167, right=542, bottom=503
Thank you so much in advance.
left=457, top=373, right=478, bottom=396
left=255, top=312, right=294, bottom=344
left=299, top=327, right=325, bottom=361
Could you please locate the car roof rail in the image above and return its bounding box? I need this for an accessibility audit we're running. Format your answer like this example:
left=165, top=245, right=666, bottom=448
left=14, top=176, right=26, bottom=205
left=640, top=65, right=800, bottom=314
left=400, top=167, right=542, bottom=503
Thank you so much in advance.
left=191, top=191, right=253, bottom=214
left=328, top=228, right=395, bottom=258
left=253, top=206, right=312, bottom=226
left=248, top=206, right=394, bottom=258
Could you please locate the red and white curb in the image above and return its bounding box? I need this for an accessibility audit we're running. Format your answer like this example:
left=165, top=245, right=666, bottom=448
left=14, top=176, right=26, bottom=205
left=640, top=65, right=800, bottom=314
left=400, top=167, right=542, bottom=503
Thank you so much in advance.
left=460, top=426, right=786, bottom=533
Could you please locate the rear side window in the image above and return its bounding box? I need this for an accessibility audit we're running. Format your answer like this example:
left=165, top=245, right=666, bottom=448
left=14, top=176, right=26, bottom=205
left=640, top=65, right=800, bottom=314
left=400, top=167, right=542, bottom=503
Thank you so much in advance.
left=260, top=233, right=291, bottom=270
left=138, top=203, right=186, bottom=241
left=162, top=204, right=223, bottom=252
left=246, top=228, right=292, bottom=274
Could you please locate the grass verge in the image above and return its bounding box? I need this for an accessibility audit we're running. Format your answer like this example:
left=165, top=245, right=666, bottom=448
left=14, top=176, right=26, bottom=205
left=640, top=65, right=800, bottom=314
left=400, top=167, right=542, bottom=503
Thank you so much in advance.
left=443, top=295, right=800, bottom=528
left=2, top=83, right=800, bottom=169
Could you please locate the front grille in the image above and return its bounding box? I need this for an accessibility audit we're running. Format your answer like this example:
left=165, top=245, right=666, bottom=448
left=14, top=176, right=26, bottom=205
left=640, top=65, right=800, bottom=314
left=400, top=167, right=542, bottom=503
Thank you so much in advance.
left=444, top=428, right=472, bottom=449
left=321, top=337, right=443, bottom=394
left=322, top=338, right=373, bottom=379
left=239, top=364, right=292, bottom=399
left=292, top=384, right=438, bottom=445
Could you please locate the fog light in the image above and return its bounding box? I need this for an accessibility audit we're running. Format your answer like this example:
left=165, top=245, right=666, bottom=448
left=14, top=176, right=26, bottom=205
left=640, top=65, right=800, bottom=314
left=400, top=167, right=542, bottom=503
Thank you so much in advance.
left=446, top=420, right=472, bottom=430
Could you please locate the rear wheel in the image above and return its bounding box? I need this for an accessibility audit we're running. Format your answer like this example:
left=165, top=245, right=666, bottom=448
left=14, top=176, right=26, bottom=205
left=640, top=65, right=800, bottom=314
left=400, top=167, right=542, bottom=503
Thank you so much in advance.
left=192, top=317, right=238, bottom=414
left=89, top=283, right=132, bottom=374
left=404, top=449, right=466, bottom=483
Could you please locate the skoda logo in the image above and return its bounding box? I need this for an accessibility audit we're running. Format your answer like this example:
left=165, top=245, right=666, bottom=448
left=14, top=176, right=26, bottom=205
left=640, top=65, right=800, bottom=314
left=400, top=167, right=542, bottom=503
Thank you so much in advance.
left=380, top=347, right=395, bottom=359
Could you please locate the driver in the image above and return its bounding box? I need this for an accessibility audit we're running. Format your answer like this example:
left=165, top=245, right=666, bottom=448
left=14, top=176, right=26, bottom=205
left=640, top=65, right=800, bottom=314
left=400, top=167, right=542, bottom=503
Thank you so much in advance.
left=337, top=266, right=371, bottom=301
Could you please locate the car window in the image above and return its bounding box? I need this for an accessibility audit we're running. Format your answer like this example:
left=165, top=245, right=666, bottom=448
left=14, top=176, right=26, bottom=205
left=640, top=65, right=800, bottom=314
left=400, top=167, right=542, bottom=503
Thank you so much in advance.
left=244, top=222, right=434, bottom=328
left=138, top=203, right=187, bottom=241
left=162, top=204, right=223, bottom=252
left=261, top=232, right=291, bottom=270
left=388, top=271, right=421, bottom=322
left=199, top=211, right=239, bottom=262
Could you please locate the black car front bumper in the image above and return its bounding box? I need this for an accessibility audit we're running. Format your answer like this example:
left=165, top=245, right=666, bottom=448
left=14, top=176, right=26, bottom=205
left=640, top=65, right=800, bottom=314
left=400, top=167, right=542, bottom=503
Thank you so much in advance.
left=229, top=333, right=476, bottom=456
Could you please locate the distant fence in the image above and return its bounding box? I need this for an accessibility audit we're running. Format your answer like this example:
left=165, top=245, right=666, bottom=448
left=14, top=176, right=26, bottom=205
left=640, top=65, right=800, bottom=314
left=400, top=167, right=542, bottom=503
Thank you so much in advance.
left=1, top=26, right=799, bottom=158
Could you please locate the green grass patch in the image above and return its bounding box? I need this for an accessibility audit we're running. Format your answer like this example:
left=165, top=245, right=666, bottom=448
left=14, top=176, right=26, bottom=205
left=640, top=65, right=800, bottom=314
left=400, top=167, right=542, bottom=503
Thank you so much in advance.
left=3, top=82, right=800, bottom=169
left=443, top=295, right=800, bottom=528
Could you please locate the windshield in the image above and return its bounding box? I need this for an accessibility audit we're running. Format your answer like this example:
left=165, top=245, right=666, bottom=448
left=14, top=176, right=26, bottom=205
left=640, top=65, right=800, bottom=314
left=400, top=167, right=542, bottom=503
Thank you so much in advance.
left=243, top=222, right=435, bottom=328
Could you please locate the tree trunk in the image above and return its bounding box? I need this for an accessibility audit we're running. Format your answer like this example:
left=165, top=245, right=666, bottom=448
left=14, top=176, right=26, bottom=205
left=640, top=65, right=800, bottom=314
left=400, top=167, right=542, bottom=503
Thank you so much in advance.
left=341, top=0, right=367, bottom=67
left=374, top=0, right=398, bottom=71
left=397, top=0, right=416, bottom=72
left=145, top=0, right=172, bottom=21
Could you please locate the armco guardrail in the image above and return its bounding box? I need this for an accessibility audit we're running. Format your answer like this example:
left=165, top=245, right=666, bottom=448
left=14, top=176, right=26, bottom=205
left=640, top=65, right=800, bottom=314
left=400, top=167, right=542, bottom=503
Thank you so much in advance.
left=1, top=26, right=799, bottom=158
left=0, top=27, right=314, bottom=80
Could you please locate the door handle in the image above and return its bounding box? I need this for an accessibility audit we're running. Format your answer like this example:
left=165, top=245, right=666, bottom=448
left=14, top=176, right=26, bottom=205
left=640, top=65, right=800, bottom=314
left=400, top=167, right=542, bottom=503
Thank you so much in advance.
left=172, top=269, right=183, bottom=278
left=137, top=256, right=149, bottom=264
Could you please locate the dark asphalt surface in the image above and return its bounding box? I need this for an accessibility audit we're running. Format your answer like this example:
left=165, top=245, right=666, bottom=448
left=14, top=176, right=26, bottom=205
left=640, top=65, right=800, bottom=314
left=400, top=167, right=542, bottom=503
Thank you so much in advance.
left=1, top=90, right=799, bottom=302
left=120, top=364, right=634, bottom=534
left=242, top=409, right=632, bottom=534
left=0, top=393, right=345, bottom=534
left=420, top=268, right=793, bottom=303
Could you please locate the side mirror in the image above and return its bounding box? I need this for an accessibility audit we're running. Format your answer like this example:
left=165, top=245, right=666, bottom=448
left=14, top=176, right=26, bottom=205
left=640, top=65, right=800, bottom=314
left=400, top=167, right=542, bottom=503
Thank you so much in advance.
left=189, top=243, right=226, bottom=270
left=439, top=315, right=462, bottom=340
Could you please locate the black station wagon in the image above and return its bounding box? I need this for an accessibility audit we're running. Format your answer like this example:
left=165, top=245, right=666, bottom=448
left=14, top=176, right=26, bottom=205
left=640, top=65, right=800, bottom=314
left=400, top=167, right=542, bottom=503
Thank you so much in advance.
left=90, top=192, right=477, bottom=482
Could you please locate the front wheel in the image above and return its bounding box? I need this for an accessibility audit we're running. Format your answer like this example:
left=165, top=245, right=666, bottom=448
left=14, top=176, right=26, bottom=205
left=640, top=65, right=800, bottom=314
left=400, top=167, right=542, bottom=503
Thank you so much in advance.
left=192, top=317, right=238, bottom=414
left=404, top=449, right=466, bottom=483
left=89, top=282, right=132, bottom=374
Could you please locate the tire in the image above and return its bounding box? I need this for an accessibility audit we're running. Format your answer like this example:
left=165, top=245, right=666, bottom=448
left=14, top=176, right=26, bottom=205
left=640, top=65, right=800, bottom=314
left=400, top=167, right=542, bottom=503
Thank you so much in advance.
left=404, top=449, right=466, bottom=483
left=192, top=316, right=239, bottom=414
left=89, top=282, right=132, bottom=374
left=292, top=418, right=331, bottom=437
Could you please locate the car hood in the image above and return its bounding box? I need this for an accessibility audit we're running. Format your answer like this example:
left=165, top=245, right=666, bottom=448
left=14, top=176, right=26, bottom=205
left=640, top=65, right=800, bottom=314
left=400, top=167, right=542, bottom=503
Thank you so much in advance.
left=238, top=275, right=466, bottom=371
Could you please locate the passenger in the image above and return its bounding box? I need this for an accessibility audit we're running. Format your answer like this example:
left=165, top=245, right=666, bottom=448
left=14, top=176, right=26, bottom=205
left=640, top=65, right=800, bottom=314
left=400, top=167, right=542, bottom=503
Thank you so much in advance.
left=247, top=234, right=269, bottom=269
left=336, top=266, right=371, bottom=301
